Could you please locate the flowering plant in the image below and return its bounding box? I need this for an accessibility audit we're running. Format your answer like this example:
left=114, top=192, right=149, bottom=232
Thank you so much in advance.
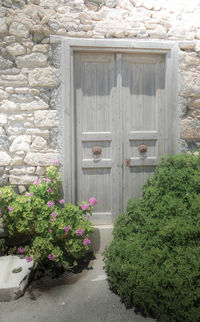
left=0, top=164, right=96, bottom=273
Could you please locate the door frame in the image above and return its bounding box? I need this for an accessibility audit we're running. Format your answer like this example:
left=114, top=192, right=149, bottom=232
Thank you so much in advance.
left=50, top=36, right=179, bottom=204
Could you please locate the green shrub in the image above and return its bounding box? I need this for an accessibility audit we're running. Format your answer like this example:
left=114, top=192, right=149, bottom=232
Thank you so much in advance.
left=0, top=164, right=96, bottom=274
left=104, top=152, right=200, bottom=322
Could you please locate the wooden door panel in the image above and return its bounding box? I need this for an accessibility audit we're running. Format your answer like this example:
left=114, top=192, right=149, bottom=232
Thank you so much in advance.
left=74, top=52, right=122, bottom=224
left=122, top=54, right=164, bottom=206
left=74, top=51, right=165, bottom=223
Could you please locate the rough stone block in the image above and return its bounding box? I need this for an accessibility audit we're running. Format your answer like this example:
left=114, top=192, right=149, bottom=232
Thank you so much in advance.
left=0, top=255, right=35, bottom=302
left=0, top=152, right=11, bottom=166
left=0, top=135, right=9, bottom=150
left=9, top=21, right=29, bottom=38
left=6, top=43, right=26, bottom=57
left=16, top=53, right=47, bottom=68
left=28, top=67, right=57, bottom=88
left=181, top=119, right=200, bottom=140
left=24, top=152, right=58, bottom=166
left=0, top=17, right=7, bottom=34
left=20, top=99, right=48, bottom=111
left=9, top=174, right=37, bottom=185
left=0, top=115, right=7, bottom=125
left=9, top=135, right=31, bottom=153
left=34, top=110, right=59, bottom=127
left=31, top=136, right=47, bottom=151
left=0, top=57, right=13, bottom=70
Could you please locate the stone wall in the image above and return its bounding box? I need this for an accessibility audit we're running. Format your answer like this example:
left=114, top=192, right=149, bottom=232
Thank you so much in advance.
left=0, top=0, right=200, bottom=191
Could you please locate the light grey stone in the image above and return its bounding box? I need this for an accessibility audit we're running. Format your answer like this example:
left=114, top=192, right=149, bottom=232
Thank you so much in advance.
left=9, top=174, right=37, bottom=185
left=48, top=20, right=60, bottom=32
left=10, top=167, right=35, bottom=175
left=104, top=0, right=117, bottom=8
left=28, top=67, right=57, bottom=88
left=18, top=185, right=26, bottom=194
left=0, top=135, right=9, bottom=150
left=24, top=152, right=58, bottom=166
left=0, top=115, right=7, bottom=125
left=0, top=74, right=28, bottom=87
left=34, top=110, right=59, bottom=127
left=5, top=87, right=15, bottom=94
left=4, top=36, right=16, bottom=43
left=6, top=43, right=26, bottom=57
left=35, top=166, right=46, bottom=175
left=0, top=89, right=9, bottom=99
left=0, top=17, right=7, bottom=34
left=1, top=100, right=18, bottom=112
left=0, top=127, right=5, bottom=135
left=20, top=99, right=48, bottom=111
left=16, top=53, right=48, bottom=68
left=7, top=126, right=26, bottom=136
left=0, top=57, right=13, bottom=69
left=15, top=88, right=29, bottom=94
left=0, top=151, right=11, bottom=166
left=0, top=255, right=35, bottom=302
left=9, top=21, right=30, bottom=38
left=31, top=137, right=47, bottom=151
left=181, top=118, right=200, bottom=140
left=149, top=24, right=167, bottom=39
left=11, top=156, right=23, bottom=166
left=189, top=99, right=200, bottom=108
left=9, top=135, right=31, bottom=153
left=32, top=44, right=49, bottom=53
left=142, top=0, right=153, bottom=10
left=26, top=128, right=49, bottom=137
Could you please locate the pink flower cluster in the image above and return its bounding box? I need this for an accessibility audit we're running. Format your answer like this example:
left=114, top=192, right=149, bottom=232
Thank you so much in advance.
left=8, top=206, right=14, bottom=212
left=52, top=159, right=59, bottom=166
left=76, top=228, right=84, bottom=236
left=81, top=198, right=97, bottom=211
left=47, top=188, right=53, bottom=193
left=89, top=197, right=98, bottom=206
left=49, top=229, right=53, bottom=233
left=47, top=200, right=55, bottom=207
left=33, top=179, right=41, bottom=185
left=81, top=203, right=89, bottom=211
left=64, top=225, right=71, bottom=233
left=45, top=178, right=51, bottom=183
left=0, top=191, right=2, bottom=197
left=18, top=246, right=24, bottom=254
left=48, top=254, right=56, bottom=261
left=26, top=256, right=33, bottom=262
left=59, top=199, right=64, bottom=204
left=25, top=192, right=33, bottom=197
left=83, top=238, right=91, bottom=246
left=50, top=212, right=58, bottom=221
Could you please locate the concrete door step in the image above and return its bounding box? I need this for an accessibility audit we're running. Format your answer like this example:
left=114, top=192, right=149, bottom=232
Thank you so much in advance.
left=90, top=225, right=113, bottom=254
left=0, top=255, right=35, bottom=302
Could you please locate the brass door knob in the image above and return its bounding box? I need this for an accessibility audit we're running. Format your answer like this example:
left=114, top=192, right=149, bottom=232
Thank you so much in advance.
left=138, top=144, right=147, bottom=153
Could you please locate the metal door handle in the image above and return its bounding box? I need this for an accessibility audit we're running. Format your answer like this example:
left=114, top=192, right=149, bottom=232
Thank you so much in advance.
left=138, top=144, right=147, bottom=153
left=92, top=146, right=102, bottom=155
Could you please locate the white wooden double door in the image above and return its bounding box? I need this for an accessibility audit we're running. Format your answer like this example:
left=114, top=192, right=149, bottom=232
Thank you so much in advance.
left=74, top=51, right=165, bottom=225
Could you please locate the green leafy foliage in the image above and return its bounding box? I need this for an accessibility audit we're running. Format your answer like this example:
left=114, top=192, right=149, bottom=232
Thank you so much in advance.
left=104, top=152, right=200, bottom=322
left=0, top=165, right=95, bottom=274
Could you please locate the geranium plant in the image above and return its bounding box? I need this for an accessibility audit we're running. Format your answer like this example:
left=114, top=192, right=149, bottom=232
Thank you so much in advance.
left=0, top=162, right=96, bottom=273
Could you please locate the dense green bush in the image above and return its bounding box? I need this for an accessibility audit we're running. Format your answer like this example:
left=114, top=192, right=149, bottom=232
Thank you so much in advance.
left=0, top=163, right=96, bottom=274
left=104, top=152, right=200, bottom=322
